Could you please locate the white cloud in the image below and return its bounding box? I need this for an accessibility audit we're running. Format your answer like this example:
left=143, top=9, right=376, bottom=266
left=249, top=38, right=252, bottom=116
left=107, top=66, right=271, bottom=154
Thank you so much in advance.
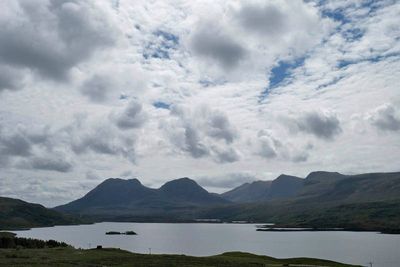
left=367, top=103, right=400, bottom=131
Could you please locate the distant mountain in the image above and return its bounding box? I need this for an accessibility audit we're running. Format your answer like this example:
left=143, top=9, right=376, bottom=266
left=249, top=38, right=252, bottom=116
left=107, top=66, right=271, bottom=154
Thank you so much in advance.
left=205, top=171, right=400, bottom=233
left=221, top=171, right=400, bottom=204
left=0, top=197, right=78, bottom=230
left=221, top=180, right=272, bottom=203
left=53, top=171, right=400, bottom=232
left=55, top=178, right=157, bottom=213
left=55, top=177, right=228, bottom=217
left=221, top=174, right=303, bottom=203
left=299, top=171, right=400, bottom=203
left=159, top=178, right=226, bottom=205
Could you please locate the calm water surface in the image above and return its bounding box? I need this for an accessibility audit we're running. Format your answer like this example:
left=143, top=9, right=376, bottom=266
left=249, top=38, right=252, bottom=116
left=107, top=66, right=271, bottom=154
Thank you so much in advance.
left=13, top=222, right=400, bottom=267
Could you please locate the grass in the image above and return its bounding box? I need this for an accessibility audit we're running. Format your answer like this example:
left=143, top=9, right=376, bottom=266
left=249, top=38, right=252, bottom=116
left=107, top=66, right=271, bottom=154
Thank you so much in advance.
left=0, top=247, right=361, bottom=267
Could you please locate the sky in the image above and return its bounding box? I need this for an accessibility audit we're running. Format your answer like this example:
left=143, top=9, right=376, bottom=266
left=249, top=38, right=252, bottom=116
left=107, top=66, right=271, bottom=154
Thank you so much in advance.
left=0, top=0, right=399, bottom=207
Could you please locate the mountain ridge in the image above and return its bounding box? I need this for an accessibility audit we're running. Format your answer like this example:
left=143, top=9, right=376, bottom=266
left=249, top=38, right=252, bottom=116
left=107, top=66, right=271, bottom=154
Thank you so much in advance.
left=55, top=177, right=228, bottom=216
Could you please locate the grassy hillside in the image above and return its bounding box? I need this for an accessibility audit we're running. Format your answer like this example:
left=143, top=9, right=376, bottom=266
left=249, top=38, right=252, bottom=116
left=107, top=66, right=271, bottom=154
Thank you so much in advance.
left=0, top=247, right=359, bottom=267
left=0, top=197, right=80, bottom=230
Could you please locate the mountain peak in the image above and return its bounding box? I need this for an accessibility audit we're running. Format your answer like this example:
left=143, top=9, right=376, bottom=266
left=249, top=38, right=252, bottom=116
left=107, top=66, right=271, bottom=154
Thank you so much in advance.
left=160, top=177, right=204, bottom=193
left=305, top=171, right=345, bottom=181
left=160, top=177, right=227, bottom=204
left=275, top=174, right=301, bottom=181
left=102, top=177, right=142, bottom=185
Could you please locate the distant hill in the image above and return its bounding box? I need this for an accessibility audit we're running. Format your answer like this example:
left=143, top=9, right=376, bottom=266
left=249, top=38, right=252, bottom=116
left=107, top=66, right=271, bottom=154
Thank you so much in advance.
left=55, top=177, right=228, bottom=218
left=221, top=174, right=303, bottom=203
left=221, top=171, right=400, bottom=204
left=53, top=171, right=400, bottom=232
left=220, top=181, right=272, bottom=203
left=0, top=197, right=78, bottom=230
left=159, top=178, right=227, bottom=205
left=208, top=171, right=400, bottom=233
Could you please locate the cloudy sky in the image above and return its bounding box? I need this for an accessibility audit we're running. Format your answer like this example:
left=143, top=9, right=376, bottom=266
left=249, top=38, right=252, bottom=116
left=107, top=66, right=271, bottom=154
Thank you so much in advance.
left=0, top=0, right=399, bottom=206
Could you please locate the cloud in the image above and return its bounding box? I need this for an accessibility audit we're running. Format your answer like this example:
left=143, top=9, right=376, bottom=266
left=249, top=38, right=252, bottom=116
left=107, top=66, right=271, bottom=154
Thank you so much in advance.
left=80, top=74, right=115, bottom=103
left=254, top=130, right=311, bottom=163
left=18, top=155, right=73, bottom=173
left=71, top=124, right=137, bottom=163
left=368, top=103, right=400, bottom=131
left=66, top=115, right=138, bottom=164
left=85, top=170, right=100, bottom=180
left=236, top=3, right=287, bottom=36
left=286, top=111, right=342, bottom=140
left=207, top=112, right=238, bottom=143
left=0, top=129, right=32, bottom=157
left=0, top=124, right=74, bottom=172
left=190, top=25, right=247, bottom=70
left=161, top=105, right=239, bottom=162
left=196, top=172, right=259, bottom=189
left=0, top=65, right=25, bottom=92
left=112, top=100, right=147, bottom=130
left=211, top=146, right=241, bottom=163
left=79, top=65, right=148, bottom=103
left=0, top=0, right=116, bottom=83
left=256, top=130, right=279, bottom=159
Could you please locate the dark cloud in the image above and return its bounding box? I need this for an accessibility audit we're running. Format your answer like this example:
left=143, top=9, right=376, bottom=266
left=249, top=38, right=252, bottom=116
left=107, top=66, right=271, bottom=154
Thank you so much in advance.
left=0, top=0, right=115, bottom=83
left=113, top=100, right=147, bottom=130
left=184, top=125, right=210, bottom=158
left=19, top=156, right=73, bottom=173
left=289, top=111, right=342, bottom=140
left=80, top=75, right=114, bottom=103
left=212, top=146, right=240, bottom=163
left=70, top=122, right=137, bottom=163
left=0, top=131, right=32, bottom=157
left=0, top=154, right=10, bottom=168
left=161, top=105, right=239, bottom=163
left=0, top=65, right=24, bottom=92
left=85, top=170, right=99, bottom=180
left=291, top=151, right=309, bottom=162
left=207, top=113, right=238, bottom=143
left=256, top=130, right=311, bottom=163
left=190, top=26, right=246, bottom=69
left=369, top=103, right=400, bottom=131
left=237, top=3, right=287, bottom=36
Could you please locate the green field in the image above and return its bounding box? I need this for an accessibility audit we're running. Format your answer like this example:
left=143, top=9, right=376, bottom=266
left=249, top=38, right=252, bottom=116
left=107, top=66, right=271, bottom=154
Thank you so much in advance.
left=0, top=247, right=360, bottom=267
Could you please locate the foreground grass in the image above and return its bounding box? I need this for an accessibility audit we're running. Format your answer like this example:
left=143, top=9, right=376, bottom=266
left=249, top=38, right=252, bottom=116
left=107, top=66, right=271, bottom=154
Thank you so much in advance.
left=0, top=247, right=360, bottom=267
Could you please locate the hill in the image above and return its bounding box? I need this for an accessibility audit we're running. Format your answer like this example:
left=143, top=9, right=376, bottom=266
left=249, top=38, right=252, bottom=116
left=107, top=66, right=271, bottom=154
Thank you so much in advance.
left=207, top=171, right=400, bottom=233
left=55, top=177, right=228, bottom=219
left=221, top=171, right=400, bottom=204
left=0, top=197, right=79, bottom=230
left=0, top=246, right=358, bottom=267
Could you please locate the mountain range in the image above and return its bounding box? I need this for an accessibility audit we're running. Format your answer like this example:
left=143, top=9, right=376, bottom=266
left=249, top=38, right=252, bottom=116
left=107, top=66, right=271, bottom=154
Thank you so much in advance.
left=2, top=171, right=400, bottom=232
left=55, top=177, right=228, bottom=220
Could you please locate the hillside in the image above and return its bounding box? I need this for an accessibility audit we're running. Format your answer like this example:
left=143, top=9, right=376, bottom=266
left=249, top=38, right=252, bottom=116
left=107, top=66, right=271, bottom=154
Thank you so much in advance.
left=222, top=171, right=400, bottom=204
left=0, top=246, right=357, bottom=267
left=207, top=171, right=400, bottom=233
left=55, top=177, right=228, bottom=218
left=0, top=197, right=78, bottom=230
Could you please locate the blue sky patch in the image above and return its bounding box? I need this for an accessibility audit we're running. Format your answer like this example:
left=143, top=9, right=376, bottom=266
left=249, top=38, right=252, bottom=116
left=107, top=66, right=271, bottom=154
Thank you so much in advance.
left=143, top=30, right=179, bottom=60
left=268, top=57, right=305, bottom=88
left=258, top=57, right=305, bottom=102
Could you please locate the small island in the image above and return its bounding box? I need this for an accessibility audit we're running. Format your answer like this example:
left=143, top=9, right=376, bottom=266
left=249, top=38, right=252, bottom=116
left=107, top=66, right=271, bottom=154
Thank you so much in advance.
left=105, top=231, right=137, bottom=235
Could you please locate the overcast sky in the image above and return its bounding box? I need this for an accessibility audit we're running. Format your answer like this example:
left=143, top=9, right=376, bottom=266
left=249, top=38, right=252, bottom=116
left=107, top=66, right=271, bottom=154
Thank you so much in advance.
left=0, top=0, right=399, bottom=207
